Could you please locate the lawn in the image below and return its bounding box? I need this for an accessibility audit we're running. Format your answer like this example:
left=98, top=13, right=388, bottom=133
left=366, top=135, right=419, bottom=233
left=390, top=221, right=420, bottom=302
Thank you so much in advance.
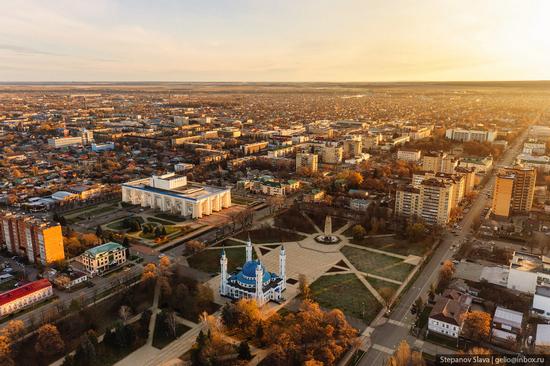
left=310, top=274, right=381, bottom=324
left=365, top=277, right=400, bottom=294
left=341, top=246, right=414, bottom=282
left=214, top=238, right=246, bottom=247
left=235, top=227, right=306, bottom=244
left=349, top=236, right=428, bottom=256
left=155, top=212, right=186, bottom=222
left=187, top=247, right=246, bottom=274
left=306, top=211, right=347, bottom=232
left=273, top=207, right=317, bottom=234
left=152, top=318, right=190, bottom=349
left=106, top=216, right=145, bottom=231
left=140, top=225, right=179, bottom=240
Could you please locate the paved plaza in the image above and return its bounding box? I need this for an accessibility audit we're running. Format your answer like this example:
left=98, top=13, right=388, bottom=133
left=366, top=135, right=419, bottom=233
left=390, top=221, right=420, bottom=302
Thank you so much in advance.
left=115, top=216, right=423, bottom=366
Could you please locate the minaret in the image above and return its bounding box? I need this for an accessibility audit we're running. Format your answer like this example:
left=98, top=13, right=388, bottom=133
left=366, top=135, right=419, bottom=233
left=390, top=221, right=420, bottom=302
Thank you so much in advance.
left=279, top=245, right=286, bottom=291
left=220, top=249, right=228, bottom=296
left=255, top=262, right=264, bottom=306
left=246, top=234, right=253, bottom=262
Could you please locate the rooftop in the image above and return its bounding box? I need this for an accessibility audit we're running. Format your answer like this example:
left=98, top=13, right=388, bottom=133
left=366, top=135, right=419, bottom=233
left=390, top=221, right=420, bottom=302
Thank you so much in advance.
left=83, top=242, right=125, bottom=257
left=0, top=279, right=52, bottom=306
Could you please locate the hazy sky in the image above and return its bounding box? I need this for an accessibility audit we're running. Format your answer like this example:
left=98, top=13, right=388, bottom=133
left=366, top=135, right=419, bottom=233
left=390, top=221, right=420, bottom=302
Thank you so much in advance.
left=1, top=0, right=549, bottom=82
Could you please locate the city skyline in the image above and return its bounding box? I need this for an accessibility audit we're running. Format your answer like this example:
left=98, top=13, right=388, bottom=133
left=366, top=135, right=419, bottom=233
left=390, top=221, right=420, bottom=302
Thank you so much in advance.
left=1, top=0, right=550, bottom=82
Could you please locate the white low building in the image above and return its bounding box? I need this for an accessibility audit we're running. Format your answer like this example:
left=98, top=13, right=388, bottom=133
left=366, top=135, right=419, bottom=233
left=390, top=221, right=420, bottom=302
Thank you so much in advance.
left=122, top=173, right=231, bottom=219
left=533, top=286, right=550, bottom=319
left=507, top=251, right=550, bottom=294
left=428, top=291, right=471, bottom=339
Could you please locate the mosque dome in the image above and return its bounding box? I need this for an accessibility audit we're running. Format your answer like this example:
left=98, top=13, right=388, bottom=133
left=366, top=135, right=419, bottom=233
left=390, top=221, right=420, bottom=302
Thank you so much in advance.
left=236, top=260, right=271, bottom=285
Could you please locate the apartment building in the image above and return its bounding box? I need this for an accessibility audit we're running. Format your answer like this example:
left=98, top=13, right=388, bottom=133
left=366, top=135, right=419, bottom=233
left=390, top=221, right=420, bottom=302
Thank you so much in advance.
left=421, top=151, right=446, bottom=172
left=48, top=136, right=84, bottom=148
left=295, top=152, right=318, bottom=173
left=492, top=173, right=515, bottom=217
left=441, top=155, right=459, bottom=174
left=396, top=178, right=454, bottom=225
left=242, top=141, right=269, bottom=155
left=458, top=156, right=494, bottom=174
left=0, top=212, right=65, bottom=265
left=397, top=148, right=421, bottom=162
left=492, top=166, right=536, bottom=217
left=523, top=140, right=546, bottom=155
left=343, top=138, right=362, bottom=159
left=445, top=128, right=497, bottom=142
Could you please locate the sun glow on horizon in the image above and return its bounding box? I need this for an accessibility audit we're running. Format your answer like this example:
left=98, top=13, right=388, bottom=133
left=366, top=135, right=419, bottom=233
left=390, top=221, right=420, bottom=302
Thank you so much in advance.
left=0, top=0, right=549, bottom=81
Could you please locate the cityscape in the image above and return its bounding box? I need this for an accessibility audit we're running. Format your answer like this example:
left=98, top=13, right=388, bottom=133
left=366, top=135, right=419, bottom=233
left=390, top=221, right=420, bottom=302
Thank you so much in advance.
left=1, top=2, right=550, bottom=366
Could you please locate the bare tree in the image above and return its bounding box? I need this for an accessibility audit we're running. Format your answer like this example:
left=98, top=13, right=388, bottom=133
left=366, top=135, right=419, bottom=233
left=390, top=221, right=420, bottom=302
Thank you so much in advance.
left=119, top=305, right=132, bottom=324
left=165, top=310, right=178, bottom=338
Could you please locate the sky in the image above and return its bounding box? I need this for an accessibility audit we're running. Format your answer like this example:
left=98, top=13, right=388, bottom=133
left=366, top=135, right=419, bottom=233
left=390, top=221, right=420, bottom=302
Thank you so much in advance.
left=0, top=0, right=549, bottom=82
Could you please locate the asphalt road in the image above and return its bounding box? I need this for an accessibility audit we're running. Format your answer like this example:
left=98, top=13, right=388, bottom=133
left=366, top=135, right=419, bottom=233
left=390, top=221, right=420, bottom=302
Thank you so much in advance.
left=359, top=130, right=527, bottom=366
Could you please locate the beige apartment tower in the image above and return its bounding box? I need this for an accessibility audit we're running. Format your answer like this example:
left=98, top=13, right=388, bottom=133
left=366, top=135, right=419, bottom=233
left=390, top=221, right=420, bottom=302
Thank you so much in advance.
left=296, top=152, right=318, bottom=174
left=491, top=166, right=536, bottom=217
left=492, top=174, right=514, bottom=217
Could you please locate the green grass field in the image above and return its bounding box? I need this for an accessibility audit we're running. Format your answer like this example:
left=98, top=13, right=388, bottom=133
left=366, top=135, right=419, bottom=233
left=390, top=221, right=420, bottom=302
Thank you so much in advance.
left=310, top=274, right=381, bottom=324
left=235, top=227, right=306, bottom=243
left=187, top=247, right=246, bottom=274
left=341, top=246, right=414, bottom=282
left=349, top=236, right=428, bottom=256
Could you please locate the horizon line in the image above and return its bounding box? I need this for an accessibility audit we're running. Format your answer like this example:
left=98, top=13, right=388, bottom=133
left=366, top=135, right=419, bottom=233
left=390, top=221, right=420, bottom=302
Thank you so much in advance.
left=1, top=79, right=550, bottom=85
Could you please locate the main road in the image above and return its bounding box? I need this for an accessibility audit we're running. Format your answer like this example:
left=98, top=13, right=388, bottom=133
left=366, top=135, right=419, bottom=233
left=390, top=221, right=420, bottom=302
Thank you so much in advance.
left=359, top=129, right=528, bottom=366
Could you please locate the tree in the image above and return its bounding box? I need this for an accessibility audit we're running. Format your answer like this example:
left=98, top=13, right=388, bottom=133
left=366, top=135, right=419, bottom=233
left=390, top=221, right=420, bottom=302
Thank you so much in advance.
left=298, top=274, right=312, bottom=300
left=238, top=341, right=252, bottom=360
left=271, top=300, right=357, bottom=365
left=0, top=335, right=14, bottom=366
left=461, top=311, right=491, bottom=341
left=119, top=305, right=132, bottom=323
left=141, top=263, right=158, bottom=283
left=1, top=320, right=25, bottom=344
left=386, top=340, right=425, bottom=366
left=165, top=310, right=178, bottom=338
left=351, top=224, right=367, bottom=240
left=95, top=225, right=103, bottom=240
left=186, top=240, right=206, bottom=255
left=406, top=222, right=426, bottom=243
left=35, top=324, right=64, bottom=357
left=438, top=260, right=455, bottom=289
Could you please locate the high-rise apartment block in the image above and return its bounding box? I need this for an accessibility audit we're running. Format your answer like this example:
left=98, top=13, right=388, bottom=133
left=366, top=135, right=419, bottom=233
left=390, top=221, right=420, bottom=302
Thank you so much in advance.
left=492, top=166, right=536, bottom=217
left=343, top=138, right=362, bottom=159
left=0, top=212, right=65, bottom=265
left=396, top=178, right=454, bottom=225
left=296, top=152, right=318, bottom=173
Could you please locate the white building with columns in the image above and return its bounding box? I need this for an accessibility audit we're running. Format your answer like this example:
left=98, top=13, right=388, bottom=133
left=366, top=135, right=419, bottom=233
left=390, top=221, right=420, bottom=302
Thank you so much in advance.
left=220, top=238, right=286, bottom=306
left=121, top=173, right=231, bottom=219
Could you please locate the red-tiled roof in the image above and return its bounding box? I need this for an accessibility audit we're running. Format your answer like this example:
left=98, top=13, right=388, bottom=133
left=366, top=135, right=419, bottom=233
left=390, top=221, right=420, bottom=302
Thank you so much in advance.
left=0, top=279, right=52, bottom=306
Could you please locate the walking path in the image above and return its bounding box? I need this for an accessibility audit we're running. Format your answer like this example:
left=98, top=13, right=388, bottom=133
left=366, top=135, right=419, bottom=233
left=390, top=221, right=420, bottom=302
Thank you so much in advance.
left=115, top=216, right=425, bottom=366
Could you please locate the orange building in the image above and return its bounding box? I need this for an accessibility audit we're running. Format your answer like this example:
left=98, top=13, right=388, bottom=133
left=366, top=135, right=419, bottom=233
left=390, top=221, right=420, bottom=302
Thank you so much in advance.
left=0, top=212, right=65, bottom=265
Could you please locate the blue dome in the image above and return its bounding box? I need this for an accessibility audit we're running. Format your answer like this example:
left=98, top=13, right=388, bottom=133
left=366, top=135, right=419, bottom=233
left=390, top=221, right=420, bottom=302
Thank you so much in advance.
left=242, top=260, right=265, bottom=277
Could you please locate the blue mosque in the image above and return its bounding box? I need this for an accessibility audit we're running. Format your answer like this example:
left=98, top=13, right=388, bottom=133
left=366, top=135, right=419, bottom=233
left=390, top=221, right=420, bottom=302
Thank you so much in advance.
left=219, top=238, right=286, bottom=306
